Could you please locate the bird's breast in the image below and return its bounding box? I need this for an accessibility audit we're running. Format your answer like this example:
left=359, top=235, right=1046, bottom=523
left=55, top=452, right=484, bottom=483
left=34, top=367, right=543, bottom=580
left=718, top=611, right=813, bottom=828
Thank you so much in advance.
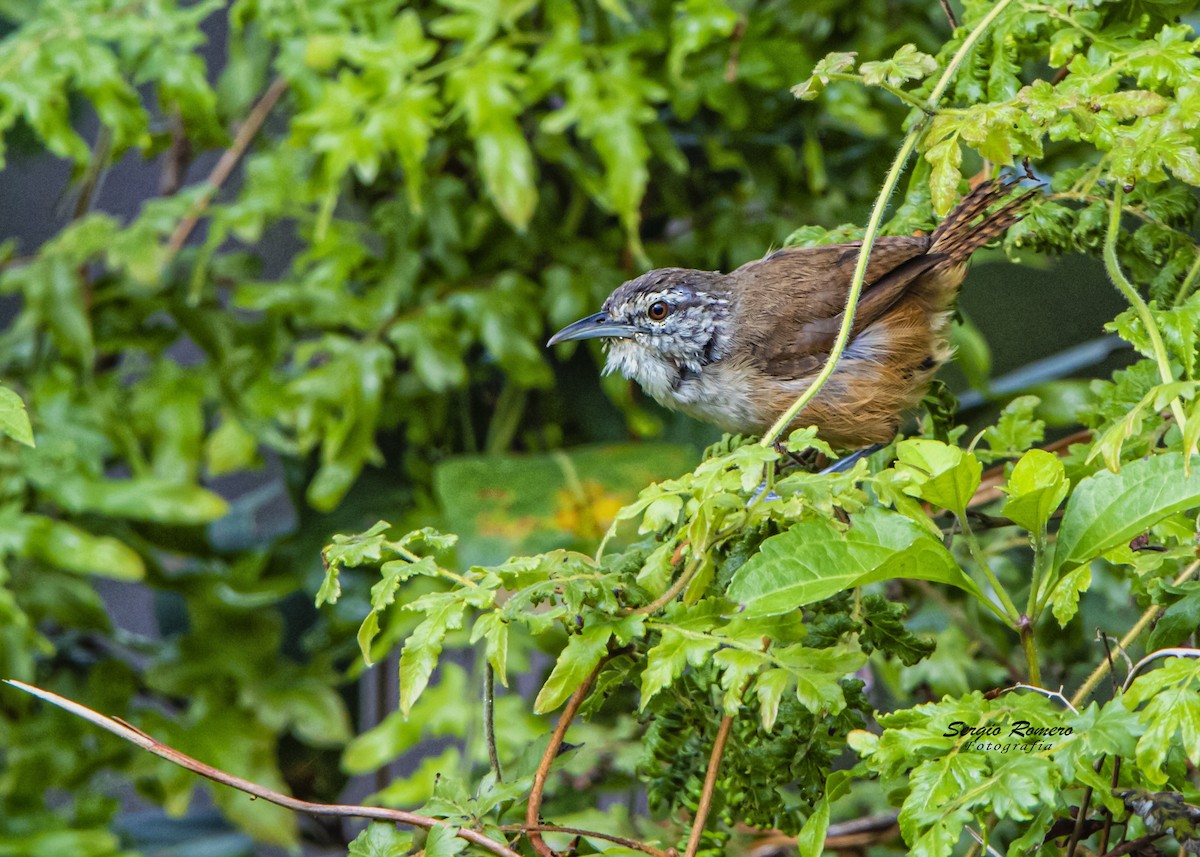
left=652, top=359, right=773, bottom=434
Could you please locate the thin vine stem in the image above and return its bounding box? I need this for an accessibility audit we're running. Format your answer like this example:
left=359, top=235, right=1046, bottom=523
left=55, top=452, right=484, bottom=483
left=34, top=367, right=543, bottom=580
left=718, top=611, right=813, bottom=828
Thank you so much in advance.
left=957, top=513, right=1021, bottom=627
left=1103, top=186, right=1188, bottom=435
left=1175, top=246, right=1200, bottom=306
left=759, top=0, right=1019, bottom=448
left=826, top=72, right=935, bottom=113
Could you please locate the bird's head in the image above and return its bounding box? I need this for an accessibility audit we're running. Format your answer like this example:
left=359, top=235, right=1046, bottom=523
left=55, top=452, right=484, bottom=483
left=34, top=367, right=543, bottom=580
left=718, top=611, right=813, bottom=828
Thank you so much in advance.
left=547, top=268, right=733, bottom=397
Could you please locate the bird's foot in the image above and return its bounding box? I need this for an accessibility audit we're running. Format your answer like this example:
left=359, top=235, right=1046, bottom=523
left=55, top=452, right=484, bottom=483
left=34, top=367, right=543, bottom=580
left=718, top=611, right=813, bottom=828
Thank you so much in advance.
left=770, top=440, right=822, bottom=471
left=820, top=443, right=887, bottom=475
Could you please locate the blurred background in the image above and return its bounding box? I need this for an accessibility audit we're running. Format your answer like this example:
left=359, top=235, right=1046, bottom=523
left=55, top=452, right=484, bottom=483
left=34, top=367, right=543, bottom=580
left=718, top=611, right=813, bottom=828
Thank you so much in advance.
left=0, top=0, right=1134, bottom=854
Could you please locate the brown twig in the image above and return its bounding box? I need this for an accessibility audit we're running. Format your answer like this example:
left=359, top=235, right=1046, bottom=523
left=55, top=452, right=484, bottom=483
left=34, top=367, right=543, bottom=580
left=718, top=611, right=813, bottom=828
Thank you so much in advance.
left=3, top=680, right=522, bottom=857
left=484, top=662, right=503, bottom=782
left=1064, top=786, right=1095, bottom=857
left=938, top=0, right=959, bottom=29
left=724, top=16, right=747, bottom=82
left=164, top=75, right=289, bottom=261
left=502, top=825, right=676, bottom=857
left=1098, top=755, right=1122, bottom=855
left=526, top=661, right=606, bottom=857
left=161, top=112, right=193, bottom=197
left=1100, top=832, right=1161, bottom=857
left=684, top=713, right=735, bottom=857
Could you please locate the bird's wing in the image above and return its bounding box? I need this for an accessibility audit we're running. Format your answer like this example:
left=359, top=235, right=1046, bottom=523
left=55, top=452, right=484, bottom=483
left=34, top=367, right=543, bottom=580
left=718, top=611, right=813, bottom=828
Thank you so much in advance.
left=732, top=236, right=943, bottom=377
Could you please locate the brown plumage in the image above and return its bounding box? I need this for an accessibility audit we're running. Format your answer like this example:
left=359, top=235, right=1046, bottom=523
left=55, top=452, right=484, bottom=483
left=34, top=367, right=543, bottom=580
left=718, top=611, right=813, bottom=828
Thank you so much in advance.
left=548, top=179, right=1036, bottom=448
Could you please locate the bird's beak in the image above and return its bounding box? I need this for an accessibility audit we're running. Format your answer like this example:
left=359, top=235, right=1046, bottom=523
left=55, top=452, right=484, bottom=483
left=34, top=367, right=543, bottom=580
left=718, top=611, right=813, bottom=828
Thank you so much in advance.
left=547, top=313, right=638, bottom=346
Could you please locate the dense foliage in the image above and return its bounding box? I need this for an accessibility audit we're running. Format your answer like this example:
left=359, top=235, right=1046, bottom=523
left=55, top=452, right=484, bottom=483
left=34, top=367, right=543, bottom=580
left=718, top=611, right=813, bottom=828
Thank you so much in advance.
left=2, top=1, right=1200, bottom=856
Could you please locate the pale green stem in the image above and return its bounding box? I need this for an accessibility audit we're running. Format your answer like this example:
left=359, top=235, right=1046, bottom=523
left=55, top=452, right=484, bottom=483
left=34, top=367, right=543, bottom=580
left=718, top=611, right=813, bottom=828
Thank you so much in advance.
left=826, top=73, right=934, bottom=113
left=1103, top=186, right=1188, bottom=436
left=1174, top=246, right=1200, bottom=306
left=759, top=131, right=920, bottom=448
left=395, top=544, right=480, bottom=589
left=759, top=0, right=1019, bottom=448
left=1026, top=532, right=1048, bottom=619
left=958, top=513, right=1021, bottom=627
left=1020, top=626, right=1042, bottom=686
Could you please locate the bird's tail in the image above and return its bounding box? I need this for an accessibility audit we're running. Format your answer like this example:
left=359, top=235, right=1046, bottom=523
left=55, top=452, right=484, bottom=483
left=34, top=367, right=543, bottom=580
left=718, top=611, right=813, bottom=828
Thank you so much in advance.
left=929, top=175, right=1041, bottom=261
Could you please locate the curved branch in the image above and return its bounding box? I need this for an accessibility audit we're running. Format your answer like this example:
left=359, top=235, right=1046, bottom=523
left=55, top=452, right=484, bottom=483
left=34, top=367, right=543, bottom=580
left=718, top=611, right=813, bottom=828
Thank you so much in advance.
left=526, top=661, right=606, bottom=857
left=2, top=680, right=521, bottom=857
left=684, top=713, right=734, bottom=857
left=165, top=76, right=289, bottom=263
left=502, top=824, right=675, bottom=857
left=759, top=0, right=1020, bottom=448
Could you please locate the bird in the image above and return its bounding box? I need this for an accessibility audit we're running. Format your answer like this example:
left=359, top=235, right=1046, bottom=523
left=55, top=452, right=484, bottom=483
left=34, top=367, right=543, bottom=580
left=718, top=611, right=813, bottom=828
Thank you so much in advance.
left=548, top=178, right=1035, bottom=452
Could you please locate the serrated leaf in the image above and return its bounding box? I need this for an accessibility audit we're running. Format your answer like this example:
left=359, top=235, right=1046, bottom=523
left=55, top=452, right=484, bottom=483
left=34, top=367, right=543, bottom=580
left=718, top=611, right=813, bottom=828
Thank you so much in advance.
left=754, top=668, right=790, bottom=731
left=470, top=612, right=510, bottom=686
left=399, top=599, right=467, bottom=715
left=1124, top=657, right=1200, bottom=785
left=860, top=44, right=937, bottom=87
left=728, top=506, right=985, bottom=616
left=1053, top=452, right=1200, bottom=572
left=1048, top=564, right=1091, bottom=626
left=776, top=645, right=867, bottom=713
left=895, top=439, right=982, bottom=517
left=349, top=823, right=411, bottom=857
left=534, top=623, right=611, bottom=714
left=423, top=825, right=469, bottom=857
left=640, top=628, right=719, bottom=709
left=1148, top=583, right=1200, bottom=650
left=983, top=395, right=1045, bottom=460
left=0, top=386, right=34, bottom=447
left=926, top=138, right=963, bottom=217
left=1001, top=449, right=1069, bottom=533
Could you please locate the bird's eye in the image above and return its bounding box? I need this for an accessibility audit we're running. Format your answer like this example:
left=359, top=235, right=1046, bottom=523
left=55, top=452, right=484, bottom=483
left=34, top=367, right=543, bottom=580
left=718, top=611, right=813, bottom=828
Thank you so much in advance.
left=647, top=301, right=670, bottom=321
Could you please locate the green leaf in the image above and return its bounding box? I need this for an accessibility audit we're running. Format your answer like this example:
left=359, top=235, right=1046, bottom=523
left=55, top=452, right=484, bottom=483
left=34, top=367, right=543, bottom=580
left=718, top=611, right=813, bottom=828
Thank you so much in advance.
left=534, top=623, right=612, bottom=714
left=423, top=825, right=469, bottom=857
left=796, top=794, right=830, bottom=857
left=0, top=386, right=34, bottom=447
left=1053, top=452, right=1200, bottom=573
left=1048, top=564, right=1091, bottom=627
left=860, top=44, right=937, bottom=87
left=1001, top=449, right=1069, bottom=533
left=1124, top=657, right=1200, bottom=786
left=895, top=439, right=982, bottom=518
left=470, top=612, right=510, bottom=686
left=14, top=514, right=144, bottom=580
left=776, top=645, right=867, bottom=713
left=349, top=823, right=411, bottom=857
left=728, top=506, right=985, bottom=617
left=792, top=51, right=857, bottom=100
left=1148, top=583, right=1200, bottom=650
left=925, top=137, right=963, bottom=217
left=982, top=395, right=1045, bottom=460
left=399, top=599, right=467, bottom=715
left=640, top=628, right=719, bottom=709
left=754, top=668, right=790, bottom=731
left=44, top=475, right=229, bottom=524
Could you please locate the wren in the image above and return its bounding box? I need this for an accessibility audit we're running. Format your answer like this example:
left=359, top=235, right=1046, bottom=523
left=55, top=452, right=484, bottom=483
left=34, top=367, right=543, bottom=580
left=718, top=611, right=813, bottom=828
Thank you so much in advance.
left=548, top=179, right=1034, bottom=449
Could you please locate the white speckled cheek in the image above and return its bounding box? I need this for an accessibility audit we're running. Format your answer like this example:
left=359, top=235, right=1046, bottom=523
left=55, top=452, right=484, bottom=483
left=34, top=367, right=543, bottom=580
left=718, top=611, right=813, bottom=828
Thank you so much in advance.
left=603, top=340, right=676, bottom=401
